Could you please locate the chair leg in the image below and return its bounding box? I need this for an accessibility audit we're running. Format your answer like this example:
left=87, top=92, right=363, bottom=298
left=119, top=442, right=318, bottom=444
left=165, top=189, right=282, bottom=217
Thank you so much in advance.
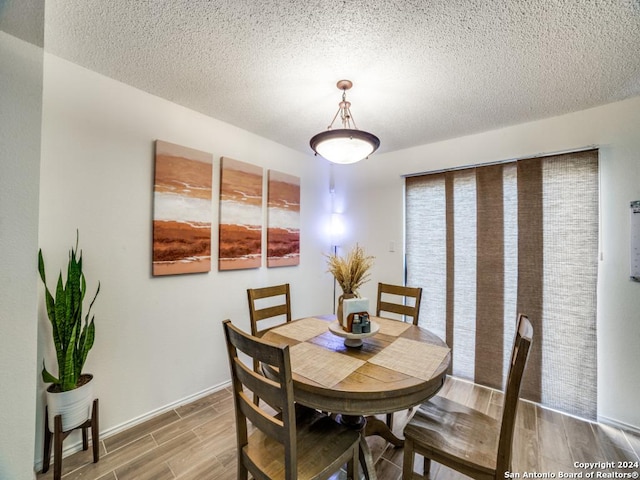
left=402, top=437, right=415, bottom=480
left=424, top=457, right=432, bottom=478
left=386, top=412, right=394, bottom=430
left=91, top=398, right=100, bottom=463
left=346, top=443, right=359, bottom=480
left=346, top=455, right=354, bottom=480
left=359, top=435, right=376, bottom=480
left=42, top=407, right=52, bottom=473
left=237, top=461, right=249, bottom=480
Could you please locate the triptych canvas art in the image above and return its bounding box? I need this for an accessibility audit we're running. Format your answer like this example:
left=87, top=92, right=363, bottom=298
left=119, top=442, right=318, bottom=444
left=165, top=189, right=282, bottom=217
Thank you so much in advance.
left=218, top=157, right=263, bottom=271
left=152, top=140, right=300, bottom=276
left=267, top=170, right=301, bottom=267
left=152, top=141, right=213, bottom=275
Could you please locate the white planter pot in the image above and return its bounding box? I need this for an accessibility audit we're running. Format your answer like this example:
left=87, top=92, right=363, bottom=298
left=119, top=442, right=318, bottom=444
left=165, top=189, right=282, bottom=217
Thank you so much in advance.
left=46, top=374, right=94, bottom=432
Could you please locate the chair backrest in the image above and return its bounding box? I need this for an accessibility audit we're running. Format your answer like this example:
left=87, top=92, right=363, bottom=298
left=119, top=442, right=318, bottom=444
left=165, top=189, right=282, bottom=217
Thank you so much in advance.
left=222, top=319, right=298, bottom=479
left=376, top=282, right=423, bottom=325
left=247, top=283, right=292, bottom=336
left=495, top=313, right=533, bottom=477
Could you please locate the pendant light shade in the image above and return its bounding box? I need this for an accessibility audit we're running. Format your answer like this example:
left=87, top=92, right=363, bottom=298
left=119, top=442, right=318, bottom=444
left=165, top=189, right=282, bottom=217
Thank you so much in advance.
left=310, top=129, right=380, bottom=165
left=310, top=80, right=380, bottom=164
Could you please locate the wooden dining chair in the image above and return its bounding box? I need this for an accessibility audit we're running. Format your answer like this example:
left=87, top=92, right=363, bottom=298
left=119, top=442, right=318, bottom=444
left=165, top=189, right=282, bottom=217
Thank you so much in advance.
left=247, top=283, right=292, bottom=336
left=376, top=282, right=423, bottom=325
left=376, top=282, right=423, bottom=428
left=247, top=283, right=292, bottom=405
left=402, top=314, right=533, bottom=480
left=222, top=319, right=360, bottom=480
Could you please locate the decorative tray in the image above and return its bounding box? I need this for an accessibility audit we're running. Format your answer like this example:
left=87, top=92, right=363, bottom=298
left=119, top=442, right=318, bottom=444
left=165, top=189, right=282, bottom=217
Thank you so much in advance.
left=328, top=320, right=380, bottom=347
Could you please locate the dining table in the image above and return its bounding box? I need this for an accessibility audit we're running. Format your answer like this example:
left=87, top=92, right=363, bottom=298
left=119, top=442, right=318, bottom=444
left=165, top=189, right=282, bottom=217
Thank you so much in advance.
left=262, top=314, right=451, bottom=480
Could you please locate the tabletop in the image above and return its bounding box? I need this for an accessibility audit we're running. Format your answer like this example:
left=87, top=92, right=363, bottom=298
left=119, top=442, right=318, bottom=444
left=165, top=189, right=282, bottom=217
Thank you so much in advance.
left=262, top=315, right=451, bottom=416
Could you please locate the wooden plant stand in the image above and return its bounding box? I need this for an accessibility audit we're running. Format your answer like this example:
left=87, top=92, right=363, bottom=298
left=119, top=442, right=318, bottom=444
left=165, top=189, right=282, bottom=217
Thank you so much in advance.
left=42, top=398, right=99, bottom=480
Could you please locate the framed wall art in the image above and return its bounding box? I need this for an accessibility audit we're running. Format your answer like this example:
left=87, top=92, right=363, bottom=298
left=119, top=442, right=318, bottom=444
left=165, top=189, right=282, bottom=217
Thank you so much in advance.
left=267, top=170, right=300, bottom=267
left=218, top=157, right=263, bottom=270
left=152, top=140, right=213, bottom=275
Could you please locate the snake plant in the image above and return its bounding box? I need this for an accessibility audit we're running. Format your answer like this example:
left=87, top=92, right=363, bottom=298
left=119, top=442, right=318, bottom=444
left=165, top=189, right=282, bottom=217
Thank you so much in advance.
left=38, top=233, right=100, bottom=392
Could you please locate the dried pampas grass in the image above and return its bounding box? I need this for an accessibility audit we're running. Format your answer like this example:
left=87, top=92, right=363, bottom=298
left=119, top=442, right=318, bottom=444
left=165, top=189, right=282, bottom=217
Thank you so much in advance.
left=326, top=245, right=374, bottom=295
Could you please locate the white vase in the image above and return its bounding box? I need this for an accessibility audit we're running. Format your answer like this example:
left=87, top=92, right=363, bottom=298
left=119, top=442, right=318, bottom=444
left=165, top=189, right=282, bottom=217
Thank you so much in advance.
left=46, top=374, right=94, bottom=432
left=337, top=293, right=356, bottom=329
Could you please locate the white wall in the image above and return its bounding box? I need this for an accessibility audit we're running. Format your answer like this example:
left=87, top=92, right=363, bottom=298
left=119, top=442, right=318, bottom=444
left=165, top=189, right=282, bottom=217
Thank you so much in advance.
left=36, top=54, right=335, bottom=463
left=0, top=31, right=42, bottom=480
left=344, top=96, right=640, bottom=431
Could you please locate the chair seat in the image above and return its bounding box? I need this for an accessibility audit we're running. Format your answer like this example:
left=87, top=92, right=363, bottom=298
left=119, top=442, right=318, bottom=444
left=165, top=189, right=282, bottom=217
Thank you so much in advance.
left=244, top=407, right=360, bottom=480
left=404, top=395, right=499, bottom=477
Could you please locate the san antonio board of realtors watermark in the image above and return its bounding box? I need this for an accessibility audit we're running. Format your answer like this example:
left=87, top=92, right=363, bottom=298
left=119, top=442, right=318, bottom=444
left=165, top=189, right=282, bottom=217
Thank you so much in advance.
left=505, top=461, right=639, bottom=479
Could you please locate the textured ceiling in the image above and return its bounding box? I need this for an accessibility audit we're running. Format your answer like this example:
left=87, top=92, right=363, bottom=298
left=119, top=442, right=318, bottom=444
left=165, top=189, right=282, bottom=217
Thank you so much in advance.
left=0, top=0, right=44, bottom=46
left=43, top=0, right=640, bottom=155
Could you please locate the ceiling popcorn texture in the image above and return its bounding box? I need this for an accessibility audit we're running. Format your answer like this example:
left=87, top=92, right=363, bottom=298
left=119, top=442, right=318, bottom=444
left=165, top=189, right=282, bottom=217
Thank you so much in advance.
left=43, top=0, right=640, bottom=155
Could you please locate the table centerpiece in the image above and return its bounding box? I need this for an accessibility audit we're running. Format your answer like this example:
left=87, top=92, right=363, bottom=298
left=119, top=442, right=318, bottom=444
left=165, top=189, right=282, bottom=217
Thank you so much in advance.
left=325, top=244, right=374, bottom=328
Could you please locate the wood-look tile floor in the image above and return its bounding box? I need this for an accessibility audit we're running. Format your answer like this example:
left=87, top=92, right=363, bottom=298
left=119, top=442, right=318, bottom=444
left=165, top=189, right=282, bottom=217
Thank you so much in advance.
left=37, top=377, right=640, bottom=480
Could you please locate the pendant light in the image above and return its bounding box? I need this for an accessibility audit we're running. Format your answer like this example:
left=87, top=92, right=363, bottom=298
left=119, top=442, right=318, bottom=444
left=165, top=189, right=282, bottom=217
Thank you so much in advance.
left=310, top=80, right=380, bottom=164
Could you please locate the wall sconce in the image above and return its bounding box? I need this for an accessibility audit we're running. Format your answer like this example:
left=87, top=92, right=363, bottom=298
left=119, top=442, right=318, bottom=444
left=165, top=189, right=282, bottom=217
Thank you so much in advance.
left=330, top=213, right=346, bottom=247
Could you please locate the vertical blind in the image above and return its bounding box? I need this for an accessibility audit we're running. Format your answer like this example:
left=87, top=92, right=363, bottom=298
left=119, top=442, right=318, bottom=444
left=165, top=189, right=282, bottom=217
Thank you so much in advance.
left=405, top=150, right=599, bottom=419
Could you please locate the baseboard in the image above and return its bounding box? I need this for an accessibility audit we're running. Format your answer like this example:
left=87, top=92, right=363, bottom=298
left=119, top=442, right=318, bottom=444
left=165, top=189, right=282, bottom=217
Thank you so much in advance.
left=449, top=375, right=640, bottom=435
left=598, top=415, right=640, bottom=436
left=34, top=380, right=232, bottom=472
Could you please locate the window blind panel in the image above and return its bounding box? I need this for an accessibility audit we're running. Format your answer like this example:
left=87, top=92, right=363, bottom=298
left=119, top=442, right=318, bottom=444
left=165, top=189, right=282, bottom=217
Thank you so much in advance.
left=452, top=170, right=477, bottom=380
left=502, top=164, right=519, bottom=380
left=517, top=158, right=544, bottom=403
left=475, top=165, right=505, bottom=389
left=445, top=172, right=455, bottom=361
left=541, top=151, right=598, bottom=419
left=405, top=174, right=447, bottom=339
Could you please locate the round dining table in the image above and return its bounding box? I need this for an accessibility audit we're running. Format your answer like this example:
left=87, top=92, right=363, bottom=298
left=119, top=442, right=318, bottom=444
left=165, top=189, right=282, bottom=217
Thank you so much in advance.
left=262, top=314, right=451, bottom=480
